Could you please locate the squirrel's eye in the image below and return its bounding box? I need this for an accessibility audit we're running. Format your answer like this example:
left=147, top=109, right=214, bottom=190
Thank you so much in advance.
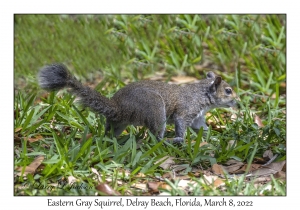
left=225, top=88, right=232, bottom=95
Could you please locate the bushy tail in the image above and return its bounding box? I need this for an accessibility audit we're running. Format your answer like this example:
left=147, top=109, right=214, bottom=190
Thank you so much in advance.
left=38, top=63, right=70, bottom=90
left=38, top=63, right=118, bottom=119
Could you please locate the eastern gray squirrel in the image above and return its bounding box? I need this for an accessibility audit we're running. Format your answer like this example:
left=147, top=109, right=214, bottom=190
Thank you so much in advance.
left=38, top=63, right=238, bottom=143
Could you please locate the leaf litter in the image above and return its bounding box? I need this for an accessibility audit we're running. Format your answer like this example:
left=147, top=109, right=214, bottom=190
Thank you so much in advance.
left=15, top=155, right=44, bottom=176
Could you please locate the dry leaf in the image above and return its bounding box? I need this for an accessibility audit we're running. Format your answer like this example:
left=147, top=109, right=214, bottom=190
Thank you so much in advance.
left=253, top=157, right=266, bottom=164
left=91, top=167, right=100, bottom=176
left=162, top=172, right=173, bottom=179
left=147, top=73, right=166, bottom=81
left=171, top=76, right=197, bottom=84
left=231, top=113, right=237, bottom=121
left=96, top=183, right=120, bottom=195
left=105, top=178, right=123, bottom=185
left=249, top=164, right=262, bottom=171
left=280, top=82, right=286, bottom=88
left=25, top=134, right=44, bottom=143
left=225, top=159, right=242, bottom=165
left=249, top=161, right=285, bottom=177
left=207, top=121, right=226, bottom=132
left=15, top=127, right=22, bottom=133
left=263, top=150, right=273, bottom=160
left=271, top=93, right=277, bottom=99
left=68, top=176, right=77, bottom=185
left=226, top=140, right=237, bottom=150
left=159, top=192, right=172, bottom=196
left=201, top=175, right=220, bottom=185
left=159, top=183, right=172, bottom=191
left=132, top=183, right=147, bottom=191
left=233, top=163, right=261, bottom=174
left=250, top=168, right=275, bottom=176
left=191, top=168, right=205, bottom=177
left=178, top=180, right=197, bottom=188
left=16, top=155, right=44, bottom=176
left=177, top=174, right=192, bottom=180
left=188, top=172, right=195, bottom=178
left=200, top=142, right=208, bottom=147
left=263, top=160, right=286, bottom=172
left=155, top=156, right=175, bottom=170
left=254, top=114, right=264, bottom=128
left=171, top=164, right=189, bottom=172
left=222, top=161, right=244, bottom=173
left=282, top=162, right=286, bottom=172
left=148, top=182, right=162, bottom=193
left=79, top=133, right=93, bottom=143
left=253, top=176, right=272, bottom=184
left=14, top=135, right=22, bottom=143
left=91, top=167, right=102, bottom=182
left=148, top=181, right=172, bottom=193
left=123, top=169, right=131, bottom=177
left=212, top=164, right=226, bottom=175
left=213, top=178, right=225, bottom=187
left=274, top=171, right=286, bottom=181
left=136, top=173, right=146, bottom=178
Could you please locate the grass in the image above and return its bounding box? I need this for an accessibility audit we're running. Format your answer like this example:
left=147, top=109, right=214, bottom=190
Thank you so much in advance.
left=14, top=14, right=286, bottom=196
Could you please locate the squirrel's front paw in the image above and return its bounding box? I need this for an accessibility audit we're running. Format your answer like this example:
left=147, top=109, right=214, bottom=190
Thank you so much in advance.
left=165, top=137, right=184, bottom=144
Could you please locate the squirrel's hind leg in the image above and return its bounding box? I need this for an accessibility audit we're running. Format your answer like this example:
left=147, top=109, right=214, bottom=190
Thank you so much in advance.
left=105, top=121, right=127, bottom=137
left=147, top=109, right=167, bottom=142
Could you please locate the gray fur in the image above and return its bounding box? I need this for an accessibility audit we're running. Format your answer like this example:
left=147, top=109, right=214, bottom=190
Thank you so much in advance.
left=38, top=63, right=238, bottom=143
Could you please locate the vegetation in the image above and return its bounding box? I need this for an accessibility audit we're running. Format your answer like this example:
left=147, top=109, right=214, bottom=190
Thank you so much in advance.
left=14, top=14, right=286, bottom=196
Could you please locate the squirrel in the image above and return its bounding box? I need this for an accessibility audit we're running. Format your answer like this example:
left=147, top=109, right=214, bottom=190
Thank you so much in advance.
left=38, top=63, right=238, bottom=143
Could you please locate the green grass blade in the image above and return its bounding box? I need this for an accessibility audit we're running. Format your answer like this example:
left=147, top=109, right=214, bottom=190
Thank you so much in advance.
left=193, top=127, right=203, bottom=159
left=140, top=138, right=165, bottom=159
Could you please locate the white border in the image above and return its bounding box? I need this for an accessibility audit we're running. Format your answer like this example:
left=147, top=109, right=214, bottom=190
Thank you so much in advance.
left=3, top=0, right=297, bottom=209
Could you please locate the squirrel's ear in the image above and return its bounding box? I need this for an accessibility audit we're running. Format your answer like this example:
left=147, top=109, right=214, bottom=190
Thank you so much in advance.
left=206, top=72, right=215, bottom=79
left=209, top=76, right=222, bottom=93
